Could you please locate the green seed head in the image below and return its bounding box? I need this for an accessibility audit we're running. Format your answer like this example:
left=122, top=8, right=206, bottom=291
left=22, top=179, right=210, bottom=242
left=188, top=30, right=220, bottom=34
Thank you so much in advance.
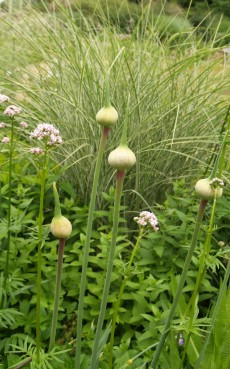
left=108, top=145, right=136, bottom=170
left=96, top=106, right=118, bottom=127
left=50, top=215, right=72, bottom=239
left=195, top=178, right=223, bottom=200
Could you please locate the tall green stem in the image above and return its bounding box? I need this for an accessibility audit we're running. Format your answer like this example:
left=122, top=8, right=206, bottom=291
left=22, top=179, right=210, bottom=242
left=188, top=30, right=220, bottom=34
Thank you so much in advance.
left=89, top=170, right=125, bottom=369
left=195, top=259, right=230, bottom=369
left=150, top=199, right=208, bottom=368
left=2, top=118, right=15, bottom=301
left=36, top=150, right=48, bottom=363
left=108, top=229, right=144, bottom=369
left=49, top=238, right=66, bottom=351
left=75, top=127, right=110, bottom=369
left=183, top=192, right=218, bottom=322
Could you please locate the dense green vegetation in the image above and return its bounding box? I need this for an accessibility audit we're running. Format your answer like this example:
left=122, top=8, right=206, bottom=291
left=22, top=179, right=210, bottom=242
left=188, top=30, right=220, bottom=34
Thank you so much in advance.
left=0, top=1, right=229, bottom=368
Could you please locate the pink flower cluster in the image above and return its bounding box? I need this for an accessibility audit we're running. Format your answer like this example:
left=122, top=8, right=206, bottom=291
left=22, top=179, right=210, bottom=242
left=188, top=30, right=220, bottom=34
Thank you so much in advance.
left=1, top=137, right=10, bottom=144
left=4, top=105, right=22, bottom=116
left=134, top=211, right=159, bottom=231
left=0, top=94, right=10, bottom=104
left=209, top=177, right=224, bottom=189
left=20, top=121, right=28, bottom=128
left=0, top=122, right=6, bottom=128
left=30, top=123, right=62, bottom=146
left=30, top=147, right=43, bottom=155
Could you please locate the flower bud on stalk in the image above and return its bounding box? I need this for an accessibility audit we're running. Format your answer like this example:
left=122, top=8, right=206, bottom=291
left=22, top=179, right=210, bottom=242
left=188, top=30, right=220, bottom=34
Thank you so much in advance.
left=195, top=177, right=224, bottom=200
left=50, top=182, right=72, bottom=239
left=108, top=95, right=136, bottom=171
left=108, top=145, right=136, bottom=170
left=96, top=76, right=118, bottom=128
left=96, top=106, right=118, bottom=128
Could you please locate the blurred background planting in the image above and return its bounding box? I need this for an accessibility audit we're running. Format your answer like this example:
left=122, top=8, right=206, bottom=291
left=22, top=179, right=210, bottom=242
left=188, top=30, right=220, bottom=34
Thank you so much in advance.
left=0, top=0, right=229, bottom=209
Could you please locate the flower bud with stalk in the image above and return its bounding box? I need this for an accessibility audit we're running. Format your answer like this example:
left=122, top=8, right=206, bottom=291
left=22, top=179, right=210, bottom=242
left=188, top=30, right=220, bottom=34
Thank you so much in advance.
left=89, top=95, right=136, bottom=369
left=49, top=182, right=72, bottom=351
left=150, top=123, right=228, bottom=368
left=108, top=211, right=159, bottom=369
left=29, top=123, right=63, bottom=363
left=1, top=99, right=22, bottom=308
left=75, top=73, right=118, bottom=369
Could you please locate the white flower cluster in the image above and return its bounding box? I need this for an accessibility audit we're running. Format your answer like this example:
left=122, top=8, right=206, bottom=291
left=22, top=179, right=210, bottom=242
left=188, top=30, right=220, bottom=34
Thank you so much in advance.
left=134, top=211, right=159, bottom=231
left=0, top=94, right=10, bottom=104
left=30, top=123, right=62, bottom=146
left=4, top=105, right=22, bottom=116
left=209, top=177, right=224, bottom=189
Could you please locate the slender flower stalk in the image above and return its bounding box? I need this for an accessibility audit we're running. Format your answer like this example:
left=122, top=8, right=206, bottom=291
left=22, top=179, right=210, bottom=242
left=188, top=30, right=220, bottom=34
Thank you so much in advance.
left=35, top=149, right=48, bottom=363
left=89, top=97, right=136, bottom=369
left=89, top=170, right=125, bottom=369
left=75, top=77, right=117, bottom=369
left=195, top=259, right=230, bottom=369
left=150, top=199, right=208, bottom=368
left=30, top=122, right=63, bottom=363
left=49, top=237, right=66, bottom=351
left=49, top=182, right=72, bottom=351
left=108, top=228, right=144, bottom=369
left=75, top=127, right=109, bottom=369
left=3, top=118, right=15, bottom=292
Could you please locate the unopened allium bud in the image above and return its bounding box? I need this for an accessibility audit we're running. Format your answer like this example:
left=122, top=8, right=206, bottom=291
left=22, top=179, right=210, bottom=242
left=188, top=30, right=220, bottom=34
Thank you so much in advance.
left=195, top=178, right=223, bottom=200
left=218, top=241, right=225, bottom=248
left=50, top=182, right=72, bottom=239
left=108, top=145, right=136, bottom=170
left=51, top=216, right=72, bottom=239
left=96, top=106, right=118, bottom=127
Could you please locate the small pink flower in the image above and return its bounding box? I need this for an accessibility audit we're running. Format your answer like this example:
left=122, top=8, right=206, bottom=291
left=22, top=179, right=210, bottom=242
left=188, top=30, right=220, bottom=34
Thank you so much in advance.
left=4, top=105, right=22, bottom=116
left=0, top=94, right=10, bottom=104
left=1, top=136, right=10, bottom=144
left=0, top=122, right=6, bottom=128
left=134, top=211, right=159, bottom=231
left=30, top=147, right=43, bottom=155
left=30, top=123, right=62, bottom=146
left=20, top=121, right=28, bottom=128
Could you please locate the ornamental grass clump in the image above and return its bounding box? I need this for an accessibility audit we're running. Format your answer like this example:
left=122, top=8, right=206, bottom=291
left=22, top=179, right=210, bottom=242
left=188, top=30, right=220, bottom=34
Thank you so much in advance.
left=89, top=98, right=136, bottom=369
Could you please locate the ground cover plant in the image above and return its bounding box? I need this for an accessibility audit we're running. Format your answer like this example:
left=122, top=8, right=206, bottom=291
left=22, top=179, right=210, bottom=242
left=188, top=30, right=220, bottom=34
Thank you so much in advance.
left=0, top=1, right=230, bottom=369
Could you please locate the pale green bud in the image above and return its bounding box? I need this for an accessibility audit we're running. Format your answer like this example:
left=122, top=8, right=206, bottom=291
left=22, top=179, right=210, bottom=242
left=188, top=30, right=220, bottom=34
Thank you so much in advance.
left=96, top=106, right=118, bottom=127
left=195, top=178, right=223, bottom=200
left=50, top=215, right=72, bottom=239
left=108, top=145, right=136, bottom=170
left=50, top=182, right=72, bottom=239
